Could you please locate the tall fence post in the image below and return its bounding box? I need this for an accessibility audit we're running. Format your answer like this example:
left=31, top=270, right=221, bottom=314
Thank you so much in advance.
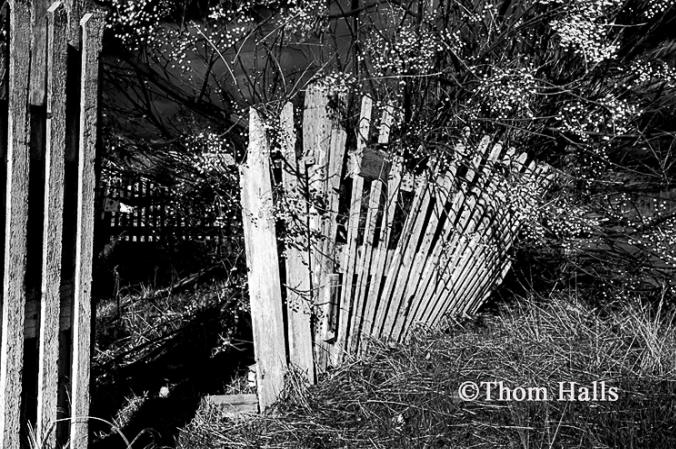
left=0, top=1, right=31, bottom=447
left=36, top=3, right=68, bottom=447
left=70, top=12, right=104, bottom=449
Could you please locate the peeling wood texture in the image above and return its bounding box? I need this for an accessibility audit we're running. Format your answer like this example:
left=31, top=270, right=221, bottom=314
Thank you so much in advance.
left=240, top=108, right=287, bottom=410
left=36, top=3, right=68, bottom=447
left=70, top=12, right=104, bottom=449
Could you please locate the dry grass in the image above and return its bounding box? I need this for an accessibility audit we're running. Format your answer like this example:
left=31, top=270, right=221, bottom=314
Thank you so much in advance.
left=177, top=293, right=676, bottom=449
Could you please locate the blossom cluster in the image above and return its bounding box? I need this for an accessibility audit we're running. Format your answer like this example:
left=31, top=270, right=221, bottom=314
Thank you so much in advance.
left=642, top=0, right=676, bottom=19
left=548, top=0, right=623, bottom=64
left=366, top=25, right=441, bottom=77
left=105, top=0, right=173, bottom=50
left=557, top=94, right=641, bottom=141
left=626, top=59, right=676, bottom=90
left=474, top=66, right=538, bottom=120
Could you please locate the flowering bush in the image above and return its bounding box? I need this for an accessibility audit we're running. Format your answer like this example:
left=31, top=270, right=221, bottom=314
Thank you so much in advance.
left=100, top=0, right=676, bottom=299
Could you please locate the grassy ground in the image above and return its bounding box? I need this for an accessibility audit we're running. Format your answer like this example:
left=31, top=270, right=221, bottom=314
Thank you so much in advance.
left=177, top=293, right=676, bottom=449
left=91, top=264, right=254, bottom=449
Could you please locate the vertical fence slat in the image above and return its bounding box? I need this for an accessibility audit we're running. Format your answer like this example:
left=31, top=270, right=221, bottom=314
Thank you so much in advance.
left=372, top=156, right=434, bottom=339
left=463, top=163, right=552, bottom=316
left=140, top=180, right=146, bottom=242
left=359, top=158, right=402, bottom=353
left=280, top=102, right=314, bottom=382
left=240, top=107, right=287, bottom=410
left=303, top=85, right=335, bottom=368
left=430, top=142, right=505, bottom=322
left=347, top=179, right=382, bottom=353
left=36, top=3, right=68, bottom=446
left=392, top=166, right=456, bottom=341
left=332, top=95, right=372, bottom=363
left=416, top=137, right=492, bottom=326
left=319, top=110, right=347, bottom=343
left=452, top=148, right=517, bottom=314
left=0, top=1, right=31, bottom=447
left=29, top=0, right=47, bottom=105
left=449, top=149, right=519, bottom=317
left=348, top=104, right=395, bottom=353
left=70, top=13, right=104, bottom=449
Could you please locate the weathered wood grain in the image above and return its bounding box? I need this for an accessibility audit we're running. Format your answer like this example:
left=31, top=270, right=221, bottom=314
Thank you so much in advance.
left=415, top=137, right=493, bottom=326
left=463, top=164, right=554, bottom=316
left=375, top=155, right=438, bottom=339
left=239, top=107, right=287, bottom=410
left=446, top=148, right=520, bottom=317
left=317, top=95, right=346, bottom=346
left=347, top=104, right=395, bottom=353
left=302, top=85, right=334, bottom=369
left=359, top=156, right=402, bottom=354
left=331, top=95, right=371, bottom=363
left=70, top=13, right=104, bottom=449
left=391, top=163, right=457, bottom=341
left=29, top=0, right=49, bottom=105
left=428, top=142, right=506, bottom=323
left=279, top=102, right=314, bottom=382
left=0, top=2, right=31, bottom=447
left=36, top=4, right=68, bottom=446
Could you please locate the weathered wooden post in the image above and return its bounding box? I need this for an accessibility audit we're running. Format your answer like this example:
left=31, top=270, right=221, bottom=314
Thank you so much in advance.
left=0, top=1, right=104, bottom=447
left=239, top=108, right=287, bottom=410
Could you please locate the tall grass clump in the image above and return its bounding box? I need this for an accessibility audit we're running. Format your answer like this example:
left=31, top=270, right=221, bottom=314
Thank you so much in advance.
left=178, top=293, right=676, bottom=449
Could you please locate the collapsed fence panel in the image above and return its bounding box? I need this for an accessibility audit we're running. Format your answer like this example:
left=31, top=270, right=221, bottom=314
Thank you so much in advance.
left=0, top=3, right=104, bottom=448
left=240, top=86, right=553, bottom=409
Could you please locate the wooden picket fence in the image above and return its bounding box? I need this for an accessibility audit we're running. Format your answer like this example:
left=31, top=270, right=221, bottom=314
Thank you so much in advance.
left=101, top=177, right=239, bottom=250
left=0, top=2, right=103, bottom=448
left=240, top=86, right=554, bottom=410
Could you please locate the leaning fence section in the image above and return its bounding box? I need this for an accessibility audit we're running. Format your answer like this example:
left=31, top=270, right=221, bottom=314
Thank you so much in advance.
left=239, top=86, right=554, bottom=411
left=0, top=2, right=103, bottom=449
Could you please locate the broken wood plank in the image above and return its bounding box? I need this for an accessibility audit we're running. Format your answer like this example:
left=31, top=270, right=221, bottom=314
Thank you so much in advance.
left=240, top=107, right=287, bottom=410
left=206, top=394, right=258, bottom=418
